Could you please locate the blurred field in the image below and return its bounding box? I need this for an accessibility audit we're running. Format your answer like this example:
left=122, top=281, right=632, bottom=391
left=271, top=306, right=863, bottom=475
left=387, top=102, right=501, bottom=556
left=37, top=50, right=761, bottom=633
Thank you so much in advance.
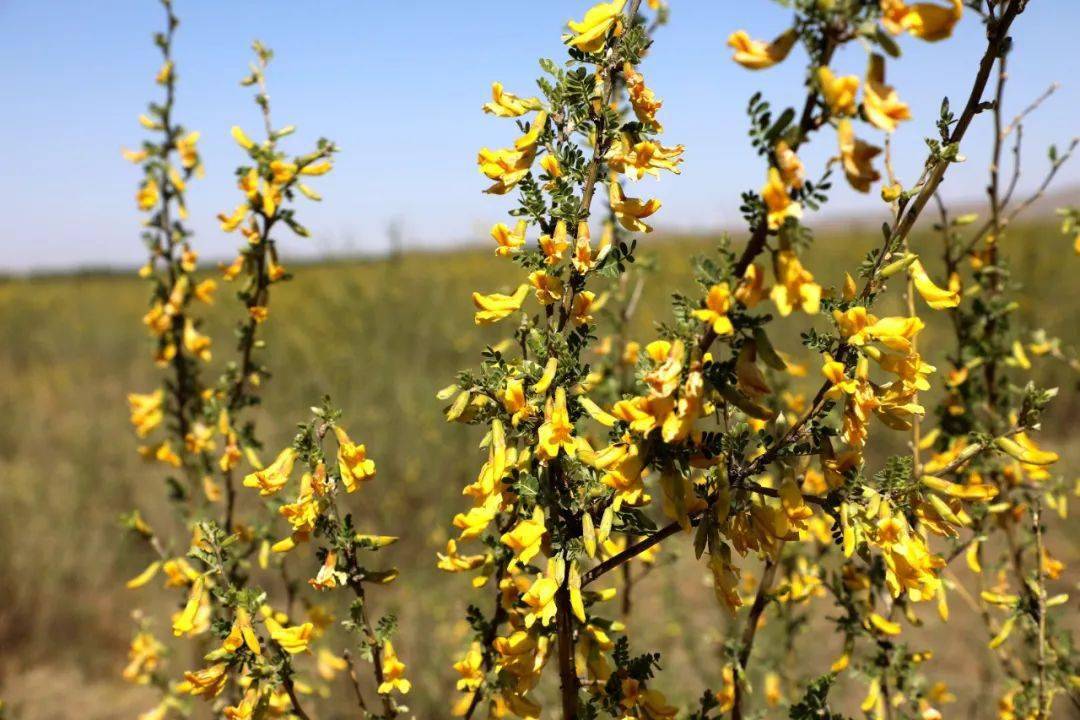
left=0, top=219, right=1077, bottom=718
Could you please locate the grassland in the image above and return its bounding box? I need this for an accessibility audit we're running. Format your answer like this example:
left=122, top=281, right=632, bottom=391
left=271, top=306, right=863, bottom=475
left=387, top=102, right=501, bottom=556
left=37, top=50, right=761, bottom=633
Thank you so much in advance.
left=0, top=220, right=1076, bottom=718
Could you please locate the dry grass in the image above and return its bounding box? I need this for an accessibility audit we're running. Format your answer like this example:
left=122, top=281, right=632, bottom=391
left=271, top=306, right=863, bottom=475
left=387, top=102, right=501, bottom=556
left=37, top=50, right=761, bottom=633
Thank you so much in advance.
left=0, top=221, right=1076, bottom=717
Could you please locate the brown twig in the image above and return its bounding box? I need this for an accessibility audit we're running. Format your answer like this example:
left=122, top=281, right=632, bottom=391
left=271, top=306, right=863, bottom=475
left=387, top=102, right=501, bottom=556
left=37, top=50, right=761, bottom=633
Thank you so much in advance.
left=731, top=555, right=780, bottom=720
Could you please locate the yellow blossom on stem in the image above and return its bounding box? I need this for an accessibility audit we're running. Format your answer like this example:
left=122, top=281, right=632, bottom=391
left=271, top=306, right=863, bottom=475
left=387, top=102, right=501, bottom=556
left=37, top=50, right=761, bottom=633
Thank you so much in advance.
left=817, top=66, right=859, bottom=116
left=565, top=0, right=626, bottom=53
left=693, top=283, right=736, bottom=336
left=838, top=118, right=882, bottom=193
left=864, top=55, right=912, bottom=133
left=538, top=388, right=577, bottom=460
left=540, top=220, right=571, bottom=265
left=127, top=389, right=164, bottom=437
left=572, top=290, right=597, bottom=326
left=136, top=179, right=160, bottom=211
left=528, top=270, right=564, bottom=305
left=335, top=426, right=376, bottom=491
left=483, top=82, right=541, bottom=117
left=378, top=640, right=411, bottom=695
left=264, top=616, right=314, bottom=654
left=607, top=137, right=684, bottom=180
left=770, top=249, right=821, bottom=316
left=181, top=662, right=228, bottom=698
left=172, top=575, right=205, bottom=637
left=242, top=447, right=296, bottom=495
left=501, top=506, right=547, bottom=565
left=727, top=28, right=798, bottom=69
left=909, top=258, right=961, bottom=309
left=182, top=319, right=212, bottom=361
left=472, top=284, right=529, bottom=324
left=492, top=219, right=528, bottom=257
left=882, top=0, right=963, bottom=41
left=609, top=181, right=661, bottom=232
left=437, top=539, right=487, bottom=573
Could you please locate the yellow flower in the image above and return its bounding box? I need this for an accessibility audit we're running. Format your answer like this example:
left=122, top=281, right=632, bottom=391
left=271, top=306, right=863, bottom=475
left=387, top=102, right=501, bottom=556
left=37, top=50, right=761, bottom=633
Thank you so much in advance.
left=300, top=160, right=333, bottom=176
left=735, top=263, right=768, bottom=308
left=142, top=302, right=171, bottom=337
left=182, top=319, right=212, bottom=361
left=537, top=388, right=576, bottom=461
left=316, top=649, right=349, bottom=681
left=269, top=160, right=297, bottom=185
left=138, top=114, right=161, bottom=130
left=501, top=507, right=547, bottom=564
left=453, top=495, right=501, bottom=540
left=492, top=219, right=527, bottom=257
left=502, top=377, right=536, bottom=426
left=248, top=306, right=269, bottom=324
left=869, top=612, right=903, bottom=635
left=771, top=250, right=821, bottom=316
left=762, top=167, right=802, bottom=229
left=693, top=284, right=735, bottom=336
left=454, top=645, right=485, bottom=691
left=223, top=690, right=259, bottom=720
left=521, top=573, right=559, bottom=628
left=572, top=290, right=597, bottom=326
left=376, top=640, right=411, bottom=694
left=218, top=204, right=247, bottom=233
left=565, top=0, right=626, bottom=53
left=172, top=575, right=205, bottom=637
left=136, top=179, right=159, bottom=211
left=477, top=146, right=532, bottom=194
left=265, top=616, right=314, bottom=654
left=540, top=220, right=571, bottom=265
left=309, top=550, right=346, bottom=590
left=472, top=284, right=529, bottom=324
left=181, top=662, right=228, bottom=698
left=437, top=539, right=487, bottom=573
left=335, top=426, right=376, bottom=491
left=908, top=259, right=960, bottom=309
left=727, top=28, right=798, bottom=69
left=122, top=631, right=164, bottom=684
left=882, top=0, right=962, bottom=42
left=222, top=607, right=262, bottom=656
left=176, top=131, right=200, bottom=169
left=122, top=147, right=149, bottom=163
left=242, top=447, right=296, bottom=495
left=609, top=181, right=660, bottom=233
left=193, top=278, right=217, bottom=304
left=775, top=140, right=805, bottom=189
left=764, top=672, right=783, bottom=707
left=528, top=270, right=564, bottom=305
left=864, top=55, right=911, bottom=133
left=607, top=138, right=684, bottom=180
left=817, top=67, right=859, bottom=116
left=541, top=153, right=562, bottom=180
left=127, top=389, right=164, bottom=437
left=477, top=114, right=545, bottom=195
left=483, top=82, right=541, bottom=117
left=837, top=119, right=882, bottom=193
left=623, top=62, right=664, bottom=130
left=231, top=125, right=254, bottom=150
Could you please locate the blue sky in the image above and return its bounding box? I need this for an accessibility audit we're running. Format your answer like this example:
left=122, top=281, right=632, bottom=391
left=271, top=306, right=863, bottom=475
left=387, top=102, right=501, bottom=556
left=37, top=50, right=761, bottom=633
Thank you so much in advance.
left=1, top=1, right=1076, bottom=272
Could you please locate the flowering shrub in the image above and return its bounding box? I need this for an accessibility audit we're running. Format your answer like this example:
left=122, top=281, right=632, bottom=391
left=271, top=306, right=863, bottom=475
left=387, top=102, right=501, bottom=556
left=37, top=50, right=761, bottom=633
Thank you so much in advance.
left=439, top=1, right=1076, bottom=719
left=122, top=2, right=405, bottom=718
left=117, top=1, right=1077, bottom=719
